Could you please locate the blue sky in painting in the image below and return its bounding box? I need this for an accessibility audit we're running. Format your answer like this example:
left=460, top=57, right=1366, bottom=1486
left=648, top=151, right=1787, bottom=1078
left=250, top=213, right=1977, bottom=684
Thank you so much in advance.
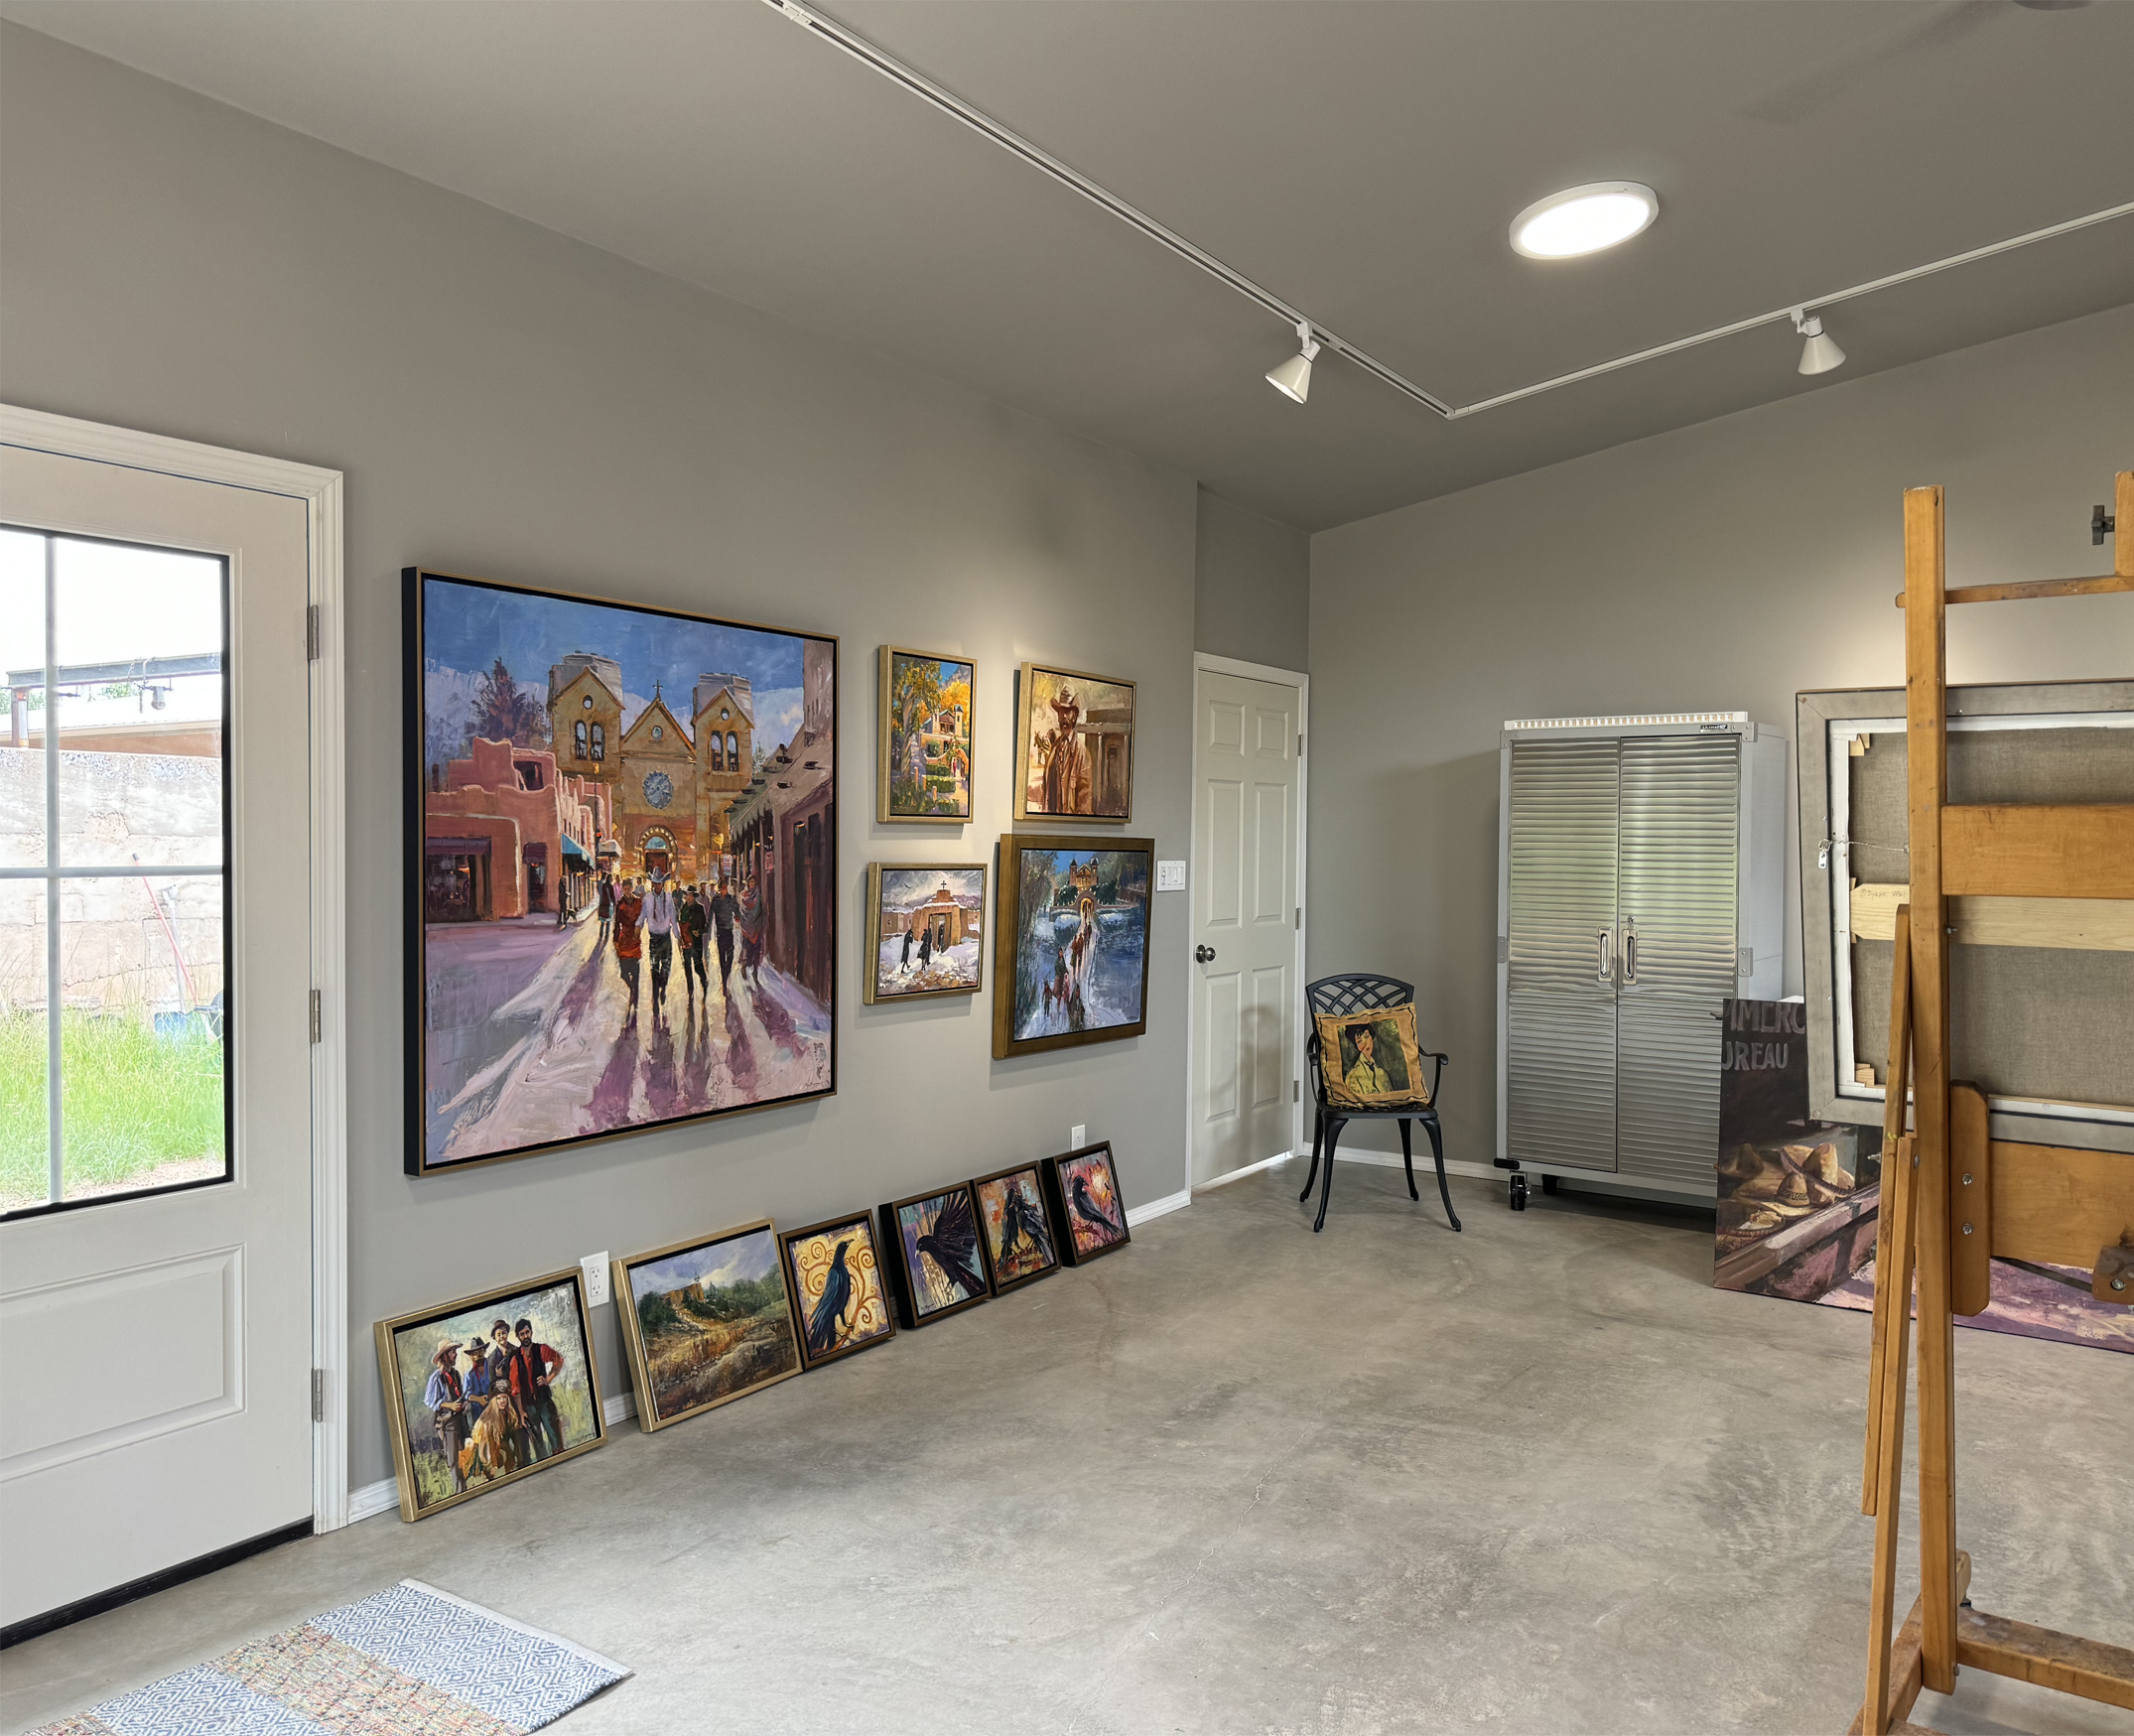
left=425, top=575, right=807, bottom=696
left=629, top=1226, right=780, bottom=1303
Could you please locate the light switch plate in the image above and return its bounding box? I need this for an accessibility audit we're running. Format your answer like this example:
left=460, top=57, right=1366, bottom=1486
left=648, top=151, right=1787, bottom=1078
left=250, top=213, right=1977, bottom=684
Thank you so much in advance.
left=1071, top=1125, right=1086, bottom=1148
left=1156, top=860, right=1186, bottom=892
left=581, top=1253, right=610, bottom=1308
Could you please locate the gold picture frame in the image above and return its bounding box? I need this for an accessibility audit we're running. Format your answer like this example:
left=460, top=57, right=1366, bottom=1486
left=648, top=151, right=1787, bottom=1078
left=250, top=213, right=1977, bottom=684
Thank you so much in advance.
left=612, top=1218, right=805, bottom=1432
left=374, top=1267, right=606, bottom=1522
left=864, top=862, right=987, bottom=1002
left=878, top=645, right=974, bottom=823
left=1012, top=661, right=1135, bottom=823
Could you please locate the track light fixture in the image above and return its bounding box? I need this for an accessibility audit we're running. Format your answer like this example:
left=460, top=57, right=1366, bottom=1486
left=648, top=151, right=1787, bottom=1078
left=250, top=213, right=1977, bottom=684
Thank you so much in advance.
left=1793, top=308, right=1846, bottom=375
left=1267, top=322, right=1322, bottom=403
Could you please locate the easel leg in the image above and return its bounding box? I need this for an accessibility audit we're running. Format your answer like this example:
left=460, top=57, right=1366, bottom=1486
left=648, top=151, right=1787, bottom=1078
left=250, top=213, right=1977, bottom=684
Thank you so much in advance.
left=1863, top=908, right=1915, bottom=1517
left=1864, top=1134, right=1920, bottom=1736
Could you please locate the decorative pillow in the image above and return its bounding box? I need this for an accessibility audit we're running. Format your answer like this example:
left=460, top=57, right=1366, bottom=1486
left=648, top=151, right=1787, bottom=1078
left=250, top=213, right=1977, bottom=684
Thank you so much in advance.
left=1316, top=1005, right=1430, bottom=1108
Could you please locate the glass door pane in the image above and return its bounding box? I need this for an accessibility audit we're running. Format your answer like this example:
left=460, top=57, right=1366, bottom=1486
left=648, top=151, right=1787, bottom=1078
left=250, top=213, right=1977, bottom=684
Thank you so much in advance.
left=0, top=527, right=230, bottom=1217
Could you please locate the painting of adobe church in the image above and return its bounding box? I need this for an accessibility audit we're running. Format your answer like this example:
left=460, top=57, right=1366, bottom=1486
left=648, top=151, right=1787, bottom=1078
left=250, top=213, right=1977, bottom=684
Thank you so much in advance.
left=1015, top=662, right=1134, bottom=822
left=403, top=568, right=837, bottom=1175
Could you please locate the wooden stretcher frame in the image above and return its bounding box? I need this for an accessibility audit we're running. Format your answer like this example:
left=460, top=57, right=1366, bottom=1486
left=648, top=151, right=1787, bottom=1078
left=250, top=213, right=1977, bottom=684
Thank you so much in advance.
left=1851, top=472, right=2134, bottom=1736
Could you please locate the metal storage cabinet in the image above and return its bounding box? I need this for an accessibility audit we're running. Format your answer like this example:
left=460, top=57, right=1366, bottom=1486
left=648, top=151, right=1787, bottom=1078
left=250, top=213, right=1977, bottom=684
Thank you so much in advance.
left=1496, top=712, right=1786, bottom=1202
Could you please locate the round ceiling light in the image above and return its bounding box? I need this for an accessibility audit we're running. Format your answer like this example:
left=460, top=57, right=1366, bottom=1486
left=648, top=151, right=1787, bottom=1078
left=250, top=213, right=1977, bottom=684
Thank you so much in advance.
left=1510, top=182, right=1660, bottom=259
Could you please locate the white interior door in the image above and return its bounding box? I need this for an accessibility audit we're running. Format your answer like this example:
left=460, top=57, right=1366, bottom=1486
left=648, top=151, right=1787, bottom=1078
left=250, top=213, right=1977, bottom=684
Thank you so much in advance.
left=0, top=443, right=316, bottom=1629
left=1191, top=668, right=1300, bottom=1187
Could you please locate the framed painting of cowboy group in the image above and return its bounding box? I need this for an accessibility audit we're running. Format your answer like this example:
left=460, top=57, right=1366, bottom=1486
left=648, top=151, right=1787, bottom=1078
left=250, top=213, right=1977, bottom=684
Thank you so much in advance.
left=376, top=1268, right=606, bottom=1522
left=403, top=567, right=838, bottom=1177
left=1013, top=661, right=1135, bottom=823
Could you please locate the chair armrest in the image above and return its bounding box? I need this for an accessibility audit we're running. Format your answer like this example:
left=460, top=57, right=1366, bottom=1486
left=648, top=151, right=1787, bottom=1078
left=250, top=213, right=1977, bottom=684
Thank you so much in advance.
left=1423, top=1050, right=1448, bottom=1101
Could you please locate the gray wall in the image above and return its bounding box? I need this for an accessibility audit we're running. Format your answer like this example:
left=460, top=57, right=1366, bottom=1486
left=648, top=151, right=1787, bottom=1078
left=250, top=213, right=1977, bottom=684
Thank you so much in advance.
left=1194, top=487, right=1309, bottom=670
left=1, top=27, right=1208, bottom=1488
left=1307, top=304, right=2134, bottom=1167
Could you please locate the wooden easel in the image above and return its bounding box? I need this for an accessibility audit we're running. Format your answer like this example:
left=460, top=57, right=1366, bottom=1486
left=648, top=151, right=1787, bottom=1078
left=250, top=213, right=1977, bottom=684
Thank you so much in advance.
left=1850, top=470, right=2134, bottom=1736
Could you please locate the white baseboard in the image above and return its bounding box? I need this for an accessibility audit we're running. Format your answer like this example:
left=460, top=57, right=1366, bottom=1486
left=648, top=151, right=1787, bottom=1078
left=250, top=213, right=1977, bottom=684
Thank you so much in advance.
left=347, top=1391, right=640, bottom=1523
left=1125, top=1187, right=1191, bottom=1228
left=1331, top=1148, right=1500, bottom=1183
left=1192, top=1149, right=1297, bottom=1192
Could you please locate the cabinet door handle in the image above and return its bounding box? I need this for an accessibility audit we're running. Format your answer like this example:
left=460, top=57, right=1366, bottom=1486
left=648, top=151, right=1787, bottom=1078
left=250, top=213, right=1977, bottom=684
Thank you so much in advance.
left=1596, top=928, right=1612, bottom=983
left=1624, top=931, right=1639, bottom=983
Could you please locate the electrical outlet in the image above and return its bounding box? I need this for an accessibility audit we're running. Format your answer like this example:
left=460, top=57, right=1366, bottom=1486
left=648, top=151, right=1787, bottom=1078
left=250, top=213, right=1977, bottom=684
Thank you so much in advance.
left=581, top=1253, right=610, bottom=1308
left=1071, top=1124, right=1086, bottom=1148
left=1156, top=860, right=1186, bottom=892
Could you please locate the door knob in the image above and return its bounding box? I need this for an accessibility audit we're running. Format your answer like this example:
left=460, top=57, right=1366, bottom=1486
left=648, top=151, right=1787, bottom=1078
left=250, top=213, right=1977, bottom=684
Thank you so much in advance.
left=1195, top=944, right=1216, bottom=963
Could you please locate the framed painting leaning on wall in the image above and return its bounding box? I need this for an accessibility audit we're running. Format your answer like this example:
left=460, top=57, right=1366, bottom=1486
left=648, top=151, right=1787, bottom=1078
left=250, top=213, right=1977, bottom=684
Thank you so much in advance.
left=375, top=1269, right=604, bottom=1522
left=614, top=1220, right=804, bottom=1431
left=403, top=567, right=838, bottom=1176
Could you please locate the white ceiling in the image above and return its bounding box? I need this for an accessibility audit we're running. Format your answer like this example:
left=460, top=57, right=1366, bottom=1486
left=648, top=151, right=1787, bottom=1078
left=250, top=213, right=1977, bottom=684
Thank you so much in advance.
left=9, top=0, right=2133, bottom=529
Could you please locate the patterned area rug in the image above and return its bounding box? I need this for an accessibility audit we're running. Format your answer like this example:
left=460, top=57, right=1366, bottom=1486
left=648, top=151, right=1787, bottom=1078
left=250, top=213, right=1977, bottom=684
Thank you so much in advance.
left=31, top=1580, right=629, bottom=1735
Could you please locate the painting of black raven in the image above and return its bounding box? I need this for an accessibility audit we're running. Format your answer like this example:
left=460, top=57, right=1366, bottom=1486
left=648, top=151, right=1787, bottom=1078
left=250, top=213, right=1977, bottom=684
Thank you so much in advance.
left=779, top=1214, right=895, bottom=1369
left=974, top=1163, right=1059, bottom=1292
left=887, top=1185, right=994, bottom=1325
left=1047, top=1143, right=1132, bottom=1265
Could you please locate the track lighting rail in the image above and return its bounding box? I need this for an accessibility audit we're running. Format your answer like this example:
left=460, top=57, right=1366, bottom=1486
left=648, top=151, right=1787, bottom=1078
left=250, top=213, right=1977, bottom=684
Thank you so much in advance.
left=764, top=0, right=2134, bottom=422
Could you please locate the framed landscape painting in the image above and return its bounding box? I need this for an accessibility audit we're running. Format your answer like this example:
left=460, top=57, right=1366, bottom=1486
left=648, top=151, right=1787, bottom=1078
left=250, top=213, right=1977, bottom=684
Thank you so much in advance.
left=1044, top=1142, right=1132, bottom=1266
left=993, top=835, right=1152, bottom=1058
left=973, top=1161, right=1059, bottom=1294
left=780, top=1212, right=897, bottom=1371
left=865, top=864, right=985, bottom=1002
left=614, top=1220, right=803, bottom=1431
left=1014, top=662, right=1134, bottom=822
left=403, top=567, right=837, bottom=1176
left=878, top=646, right=973, bottom=822
left=880, top=1183, right=992, bottom=1329
left=375, top=1269, right=604, bottom=1522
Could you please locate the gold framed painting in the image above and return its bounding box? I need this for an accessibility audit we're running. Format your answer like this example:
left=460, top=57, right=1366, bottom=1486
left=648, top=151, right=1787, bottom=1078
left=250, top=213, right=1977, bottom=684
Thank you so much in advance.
left=779, top=1211, right=897, bottom=1371
left=1013, top=662, right=1134, bottom=822
left=613, top=1219, right=804, bottom=1431
left=993, top=835, right=1152, bottom=1058
left=864, top=863, right=986, bottom=1002
left=878, top=645, right=973, bottom=822
left=375, top=1268, right=605, bottom=1522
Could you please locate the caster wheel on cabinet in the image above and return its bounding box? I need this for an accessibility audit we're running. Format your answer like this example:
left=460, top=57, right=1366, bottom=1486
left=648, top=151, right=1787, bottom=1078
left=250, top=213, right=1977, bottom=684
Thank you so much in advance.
left=1510, top=1173, right=1528, bottom=1211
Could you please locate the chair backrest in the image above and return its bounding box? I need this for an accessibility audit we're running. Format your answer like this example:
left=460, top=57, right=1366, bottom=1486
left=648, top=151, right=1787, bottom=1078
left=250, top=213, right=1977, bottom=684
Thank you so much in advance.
left=1306, top=974, right=1413, bottom=1016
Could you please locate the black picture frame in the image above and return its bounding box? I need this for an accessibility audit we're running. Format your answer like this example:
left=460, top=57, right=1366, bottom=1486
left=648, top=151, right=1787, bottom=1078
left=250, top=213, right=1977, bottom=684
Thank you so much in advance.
left=403, top=566, right=838, bottom=1175
left=878, top=1183, right=993, bottom=1329
left=779, top=1211, right=899, bottom=1371
left=970, top=1161, right=1062, bottom=1295
left=1042, top=1142, right=1132, bottom=1266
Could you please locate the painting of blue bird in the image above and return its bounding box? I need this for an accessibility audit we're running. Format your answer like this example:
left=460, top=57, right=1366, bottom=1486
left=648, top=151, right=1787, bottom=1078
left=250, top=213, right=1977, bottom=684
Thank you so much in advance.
left=780, top=1214, right=894, bottom=1369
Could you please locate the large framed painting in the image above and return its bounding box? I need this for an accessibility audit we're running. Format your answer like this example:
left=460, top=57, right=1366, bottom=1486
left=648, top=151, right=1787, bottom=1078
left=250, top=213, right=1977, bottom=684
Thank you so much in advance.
left=865, top=864, right=986, bottom=1002
left=972, top=1161, right=1060, bottom=1294
left=880, top=1183, right=992, bottom=1329
left=614, top=1219, right=803, bottom=1431
left=403, top=567, right=838, bottom=1175
left=780, top=1211, right=898, bottom=1371
left=992, top=835, right=1152, bottom=1058
left=878, top=646, right=973, bottom=822
left=1044, top=1141, right=1132, bottom=1266
left=1014, top=662, right=1135, bottom=822
left=375, top=1269, right=604, bottom=1522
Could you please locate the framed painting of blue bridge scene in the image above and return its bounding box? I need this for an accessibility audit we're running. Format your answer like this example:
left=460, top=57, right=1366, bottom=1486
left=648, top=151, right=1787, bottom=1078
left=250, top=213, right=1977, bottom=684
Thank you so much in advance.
left=403, top=568, right=838, bottom=1174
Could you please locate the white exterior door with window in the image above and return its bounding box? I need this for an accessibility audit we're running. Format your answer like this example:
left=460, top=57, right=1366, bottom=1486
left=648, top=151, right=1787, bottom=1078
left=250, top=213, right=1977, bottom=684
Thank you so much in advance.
left=1191, top=665, right=1303, bottom=1187
left=0, top=430, right=327, bottom=1630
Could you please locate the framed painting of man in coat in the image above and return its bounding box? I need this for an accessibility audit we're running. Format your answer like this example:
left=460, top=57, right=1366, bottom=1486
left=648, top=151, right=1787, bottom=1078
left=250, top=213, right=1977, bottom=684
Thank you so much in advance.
left=1014, top=662, right=1134, bottom=823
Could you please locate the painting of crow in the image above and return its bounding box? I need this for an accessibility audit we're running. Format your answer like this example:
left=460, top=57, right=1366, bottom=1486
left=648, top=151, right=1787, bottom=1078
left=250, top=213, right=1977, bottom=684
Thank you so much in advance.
left=780, top=1215, right=894, bottom=1368
left=975, top=1165, right=1059, bottom=1291
left=888, top=1185, right=993, bottom=1324
left=1050, top=1144, right=1132, bottom=1263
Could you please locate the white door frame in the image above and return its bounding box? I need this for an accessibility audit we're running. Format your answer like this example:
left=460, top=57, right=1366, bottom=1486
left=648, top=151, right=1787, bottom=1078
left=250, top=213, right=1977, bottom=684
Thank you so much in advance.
left=1186, top=652, right=1309, bottom=1195
left=0, top=406, right=350, bottom=1533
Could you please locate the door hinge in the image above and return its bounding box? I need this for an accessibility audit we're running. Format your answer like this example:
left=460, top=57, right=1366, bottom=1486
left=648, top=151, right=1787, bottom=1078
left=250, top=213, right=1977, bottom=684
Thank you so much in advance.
left=306, top=603, right=321, bottom=662
left=1293, top=1080, right=1300, bottom=1103
left=309, top=989, right=322, bottom=1044
left=311, top=1368, right=325, bottom=1422
left=1294, top=906, right=1301, bottom=930
left=1297, top=732, right=1303, bottom=756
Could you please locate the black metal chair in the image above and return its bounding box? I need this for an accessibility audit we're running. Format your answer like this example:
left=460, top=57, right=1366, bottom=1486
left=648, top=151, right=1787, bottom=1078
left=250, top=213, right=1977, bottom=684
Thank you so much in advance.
left=1298, top=974, right=1459, bottom=1235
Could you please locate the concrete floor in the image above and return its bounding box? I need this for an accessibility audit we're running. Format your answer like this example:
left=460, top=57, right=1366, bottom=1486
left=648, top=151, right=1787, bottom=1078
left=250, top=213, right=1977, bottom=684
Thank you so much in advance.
left=5, top=1161, right=2130, bottom=1735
